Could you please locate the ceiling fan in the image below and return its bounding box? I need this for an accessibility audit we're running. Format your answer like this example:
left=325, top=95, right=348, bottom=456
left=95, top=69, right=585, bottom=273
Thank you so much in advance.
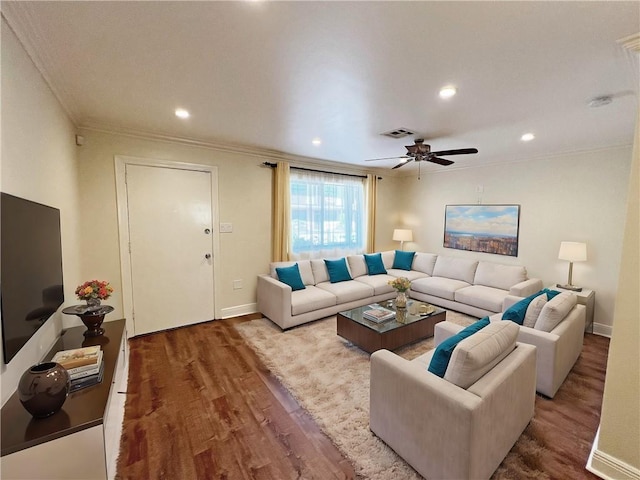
left=365, top=139, right=478, bottom=173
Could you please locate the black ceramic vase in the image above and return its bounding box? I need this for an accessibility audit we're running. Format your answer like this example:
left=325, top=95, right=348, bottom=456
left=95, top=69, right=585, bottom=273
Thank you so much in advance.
left=18, top=362, right=70, bottom=418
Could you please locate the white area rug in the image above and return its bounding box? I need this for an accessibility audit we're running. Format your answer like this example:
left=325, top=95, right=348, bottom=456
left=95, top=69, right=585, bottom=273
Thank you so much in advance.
left=234, top=312, right=475, bottom=479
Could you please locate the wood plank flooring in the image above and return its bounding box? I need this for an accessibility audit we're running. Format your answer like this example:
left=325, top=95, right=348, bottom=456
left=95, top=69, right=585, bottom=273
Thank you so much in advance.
left=116, top=314, right=355, bottom=479
left=116, top=315, right=609, bottom=480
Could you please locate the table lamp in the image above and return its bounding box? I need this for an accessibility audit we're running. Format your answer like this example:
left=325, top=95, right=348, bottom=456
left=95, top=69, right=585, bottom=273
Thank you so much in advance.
left=393, top=229, right=413, bottom=251
left=557, top=241, right=587, bottom=292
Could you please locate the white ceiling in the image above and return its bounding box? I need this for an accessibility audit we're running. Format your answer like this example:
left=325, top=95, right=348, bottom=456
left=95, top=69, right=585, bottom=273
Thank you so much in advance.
left=3, top=1, right=639, bottom=174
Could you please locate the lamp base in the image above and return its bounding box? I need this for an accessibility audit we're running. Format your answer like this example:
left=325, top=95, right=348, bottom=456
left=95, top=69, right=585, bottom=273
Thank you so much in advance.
left=556, top=283, right=583, bottom=292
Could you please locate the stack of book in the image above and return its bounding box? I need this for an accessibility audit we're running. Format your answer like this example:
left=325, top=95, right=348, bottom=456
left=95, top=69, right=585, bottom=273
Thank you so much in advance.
left=51, top=345, right=104, bottom=392
left=363, top=306, right=395, bottom=323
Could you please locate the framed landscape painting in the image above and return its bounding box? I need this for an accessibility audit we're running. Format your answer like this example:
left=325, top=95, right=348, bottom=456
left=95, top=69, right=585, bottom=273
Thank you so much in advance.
left=444, top=204, right=520, bottom=257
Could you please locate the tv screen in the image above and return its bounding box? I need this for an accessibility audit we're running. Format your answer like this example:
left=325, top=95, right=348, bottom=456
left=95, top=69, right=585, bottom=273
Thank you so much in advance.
left=1, top=193, right=64, bottom=364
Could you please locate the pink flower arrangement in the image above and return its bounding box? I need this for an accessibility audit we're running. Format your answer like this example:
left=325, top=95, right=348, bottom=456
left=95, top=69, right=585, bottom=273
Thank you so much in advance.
left=75, top=280, right=113, bottom=301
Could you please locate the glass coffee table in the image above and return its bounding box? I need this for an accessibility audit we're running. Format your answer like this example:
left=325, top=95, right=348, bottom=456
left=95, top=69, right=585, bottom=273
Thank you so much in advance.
left=337, top=300, right=446, bottom=354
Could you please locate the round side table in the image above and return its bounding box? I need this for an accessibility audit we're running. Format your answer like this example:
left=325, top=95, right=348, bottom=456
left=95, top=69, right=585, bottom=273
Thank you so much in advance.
left=62, top=305, right=114, bottom=337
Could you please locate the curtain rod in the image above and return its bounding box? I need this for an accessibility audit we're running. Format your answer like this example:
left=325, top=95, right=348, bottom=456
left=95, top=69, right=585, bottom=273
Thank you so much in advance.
left=262, top=162, right=381, bottom=180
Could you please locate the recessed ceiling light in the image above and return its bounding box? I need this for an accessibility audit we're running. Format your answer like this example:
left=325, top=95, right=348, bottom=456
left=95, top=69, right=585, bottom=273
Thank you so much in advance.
left=312, top=138, right=322, bottom=146
left=175, top=108, right=190, bottom=119
left=439, top=85, right=457, bottom=99
left=521, top=133, right=535, bottom=142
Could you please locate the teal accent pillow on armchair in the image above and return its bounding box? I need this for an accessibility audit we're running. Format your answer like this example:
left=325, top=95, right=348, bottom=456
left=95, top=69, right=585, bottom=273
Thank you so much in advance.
left=502, top=288, right=561, bottom=325
left=325, top=258, right=352, bottom=283
left=275, top=264, right=306, bottom=291
left=364, top=253, right=387, bottom=275
left=428, top=317, right=491, bottom=377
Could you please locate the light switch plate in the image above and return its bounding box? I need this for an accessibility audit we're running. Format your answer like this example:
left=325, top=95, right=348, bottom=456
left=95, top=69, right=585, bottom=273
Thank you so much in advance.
left=220, top=223, right=233, bottom=233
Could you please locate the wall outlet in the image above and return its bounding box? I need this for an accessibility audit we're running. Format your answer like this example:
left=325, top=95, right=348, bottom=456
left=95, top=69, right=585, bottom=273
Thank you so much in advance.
left=233, top=279, right=243, bottom=290
left=220, top=223, right=233, bottom=233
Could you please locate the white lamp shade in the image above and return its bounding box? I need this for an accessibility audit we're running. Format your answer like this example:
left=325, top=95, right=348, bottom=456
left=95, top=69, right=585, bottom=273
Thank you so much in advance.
left=393, top=229, right=413, bottom=242
left=558, top=242, right=587, bottom=262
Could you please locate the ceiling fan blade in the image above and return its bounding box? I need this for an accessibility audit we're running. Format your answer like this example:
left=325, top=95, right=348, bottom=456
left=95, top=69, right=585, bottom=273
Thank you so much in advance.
left=431, top=148, right=478, bottom=156
left=365, top=155, right=411, bottom=162
left=392, top=158, right=414, bottom=169
left=428, top=157, right=455, bottom=166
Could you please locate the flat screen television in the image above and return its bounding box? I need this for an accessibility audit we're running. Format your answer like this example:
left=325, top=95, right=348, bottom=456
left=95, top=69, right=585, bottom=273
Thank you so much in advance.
left=1, top=193, right=64, bottom=364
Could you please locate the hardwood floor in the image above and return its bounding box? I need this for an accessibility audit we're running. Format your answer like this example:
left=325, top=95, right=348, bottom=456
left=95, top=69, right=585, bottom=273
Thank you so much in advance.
left=116, top=315, right=609, bottom=480
left=116, top=314, right=356, bottom=479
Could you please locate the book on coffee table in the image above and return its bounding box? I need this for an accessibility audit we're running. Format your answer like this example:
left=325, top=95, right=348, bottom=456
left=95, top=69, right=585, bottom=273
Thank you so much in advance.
left=363, top=306, right=395, bottom=323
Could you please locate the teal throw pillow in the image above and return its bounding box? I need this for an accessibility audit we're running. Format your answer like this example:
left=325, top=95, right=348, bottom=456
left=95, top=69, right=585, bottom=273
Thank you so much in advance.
left=392, top=250, right=415, bottom=271
left=275, top=264, right=306, bottom=291
left=325, top=258, right=352, bottom=283
left=502, top=288, right=561, bottom=325
left=364, top=253, right=387, bottom=275
left=428, top=317, right=491, bottom=378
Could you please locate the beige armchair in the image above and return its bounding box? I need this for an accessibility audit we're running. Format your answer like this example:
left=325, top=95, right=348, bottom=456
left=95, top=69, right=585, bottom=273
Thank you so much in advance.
left=370, top=321, right=536, bottom=480
left=436, top=292, right=586, bottom=398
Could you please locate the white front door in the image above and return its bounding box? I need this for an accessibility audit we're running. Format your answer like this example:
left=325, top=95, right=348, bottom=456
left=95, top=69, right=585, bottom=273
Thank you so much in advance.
left=125, top=164, right=215, bottom=336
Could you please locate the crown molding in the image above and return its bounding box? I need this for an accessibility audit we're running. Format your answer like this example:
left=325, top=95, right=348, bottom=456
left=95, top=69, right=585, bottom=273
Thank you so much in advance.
left=2, top=4, right=81, bottom=123
left=79, top=122, right=393, bottom=178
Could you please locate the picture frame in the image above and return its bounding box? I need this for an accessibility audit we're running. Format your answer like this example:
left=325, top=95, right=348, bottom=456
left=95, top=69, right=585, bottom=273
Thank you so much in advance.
left=443, top=204, right=520, bottom=257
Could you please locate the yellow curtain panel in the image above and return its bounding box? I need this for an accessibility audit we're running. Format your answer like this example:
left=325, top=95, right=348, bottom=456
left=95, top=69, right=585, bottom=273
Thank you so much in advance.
left=271, top=161, right=291, bottom=262
left=366, top=174, right=378, bottom=253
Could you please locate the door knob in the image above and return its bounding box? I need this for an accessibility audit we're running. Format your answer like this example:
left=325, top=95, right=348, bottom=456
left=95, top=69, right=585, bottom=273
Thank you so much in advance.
left=204, top=228, right=211, bottom=234
left=205, top=253, right=211, bottom=259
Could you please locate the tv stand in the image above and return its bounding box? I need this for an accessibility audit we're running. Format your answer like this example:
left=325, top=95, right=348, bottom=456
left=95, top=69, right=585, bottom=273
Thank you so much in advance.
left=1, top=319, right=128, bottom=479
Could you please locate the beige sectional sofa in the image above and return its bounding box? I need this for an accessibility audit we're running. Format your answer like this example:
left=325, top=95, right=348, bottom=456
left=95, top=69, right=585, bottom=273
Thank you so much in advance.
left=257, top=250, right=543, bottom=329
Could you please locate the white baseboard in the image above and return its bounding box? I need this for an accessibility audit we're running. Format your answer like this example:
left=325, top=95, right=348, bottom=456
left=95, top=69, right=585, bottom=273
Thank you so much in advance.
left=592, top=322, right=612, bottom=338
left=587, top=427, right=640, bottom=479
left=220, top=303, right=258, bottom=319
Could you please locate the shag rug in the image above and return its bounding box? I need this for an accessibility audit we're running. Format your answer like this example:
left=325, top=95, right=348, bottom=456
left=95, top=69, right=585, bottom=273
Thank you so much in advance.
left=234, top=313, right=477, bottom=479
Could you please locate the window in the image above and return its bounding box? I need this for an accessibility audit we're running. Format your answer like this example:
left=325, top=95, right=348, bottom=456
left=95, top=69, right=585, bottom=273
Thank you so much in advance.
left=290, top=169, right=366, bottom=259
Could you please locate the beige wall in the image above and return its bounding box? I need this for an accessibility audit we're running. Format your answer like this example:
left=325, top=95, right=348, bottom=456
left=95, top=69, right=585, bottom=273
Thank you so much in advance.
left=0, top=19, right=81, bottom=405
left=75, top=129, right=274, bottom=321
left=592, top=116, right=640, bottom=476
left=394, top=147, right=632, bottom=330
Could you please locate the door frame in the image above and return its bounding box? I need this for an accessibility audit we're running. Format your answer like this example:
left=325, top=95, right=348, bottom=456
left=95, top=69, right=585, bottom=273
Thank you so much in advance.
left=114, top=155, right=221, bottom=337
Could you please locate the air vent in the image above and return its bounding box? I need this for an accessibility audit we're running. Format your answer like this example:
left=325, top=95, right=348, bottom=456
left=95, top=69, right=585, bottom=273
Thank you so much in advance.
left=381, top=128, right=415, bottom=138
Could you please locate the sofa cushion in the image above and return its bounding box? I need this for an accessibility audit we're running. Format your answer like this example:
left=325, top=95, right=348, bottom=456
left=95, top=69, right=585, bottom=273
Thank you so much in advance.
left=386, top=269, right=429, bottom=282
left=324, top=258, right=352, bottom=283
left=454, top=285, right=507, bottom=313
left=354, top=274, right=396, bottom=295
left=316, top=280, right=374, bottom=304
left=275, top=264, right=306, bottom=291
left=523, top=295, right=548, bottom=328
left=290, top=286, right=337, bottom=315
left=270, top=260, right=314, bottom=286
left=432, top=256, right=478, bottom=284
left=502, top=288, right=561, bottom=325
left=535, top=292, right=577, bottom=332
left=411, top=277, right=470, bottom=301
left=412, top=252, right=438, bottom=276
left=346, top=255, right=367, bottom=278
left=392, top=250, right=415, bottom=271
left=428, top=317, right=490, bottom=377
left=380, top=250, right=396, bottom=269
left=364, top=253, right=387, bottom=275
left=444, top=321, right=519, bottom=389
left=474, top=262, right=527, bottom=291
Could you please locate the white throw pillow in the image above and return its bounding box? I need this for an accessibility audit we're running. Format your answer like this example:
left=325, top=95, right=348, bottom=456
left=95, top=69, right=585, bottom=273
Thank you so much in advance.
left=523, top=295, right=548, bottom=328
left=444, top=321, right=519, bottom=389
left=534, top=292, right=577, bottom=332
